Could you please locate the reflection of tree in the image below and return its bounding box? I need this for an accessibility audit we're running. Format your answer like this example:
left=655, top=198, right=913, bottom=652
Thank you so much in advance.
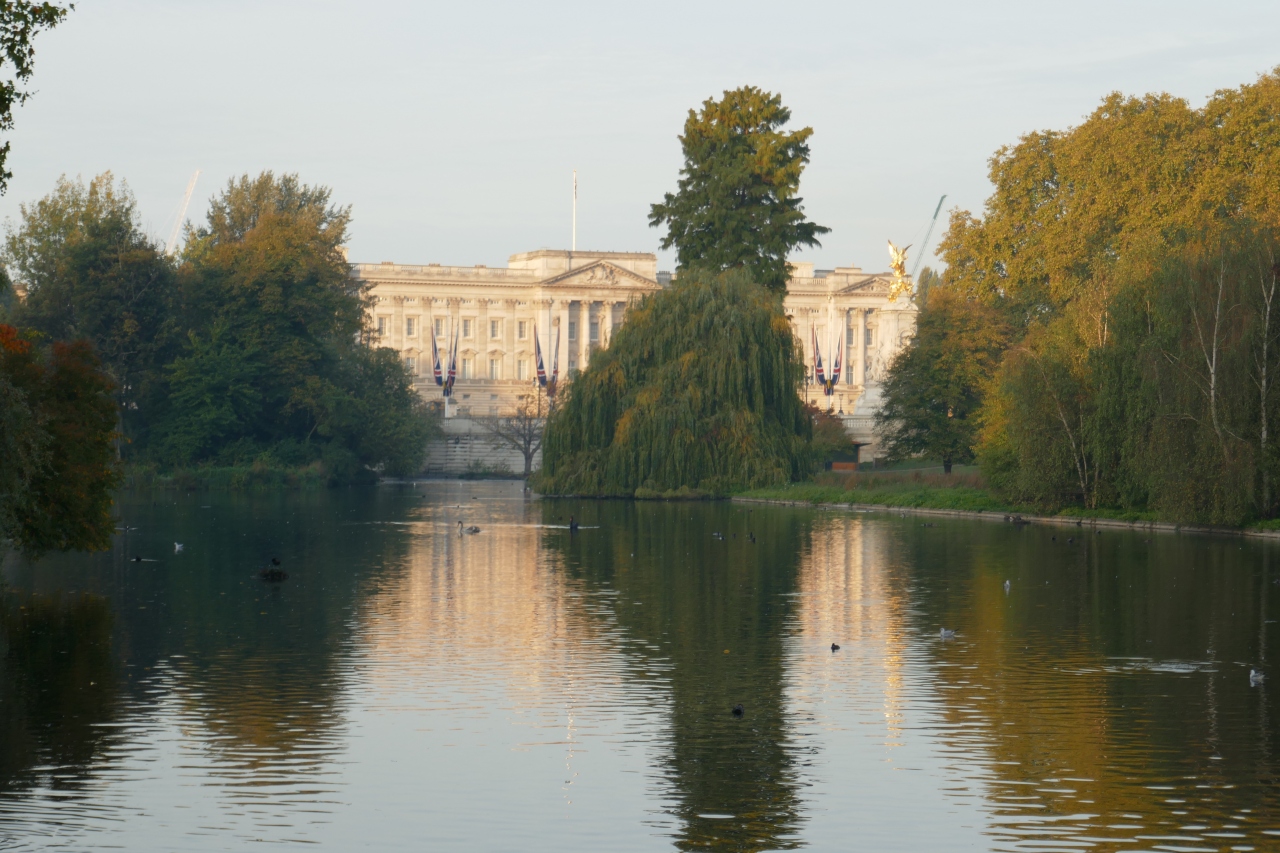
left=895, top=523, right=1280, bottom=845
left=542, top=499, right=812, bottom=851
left=0, top=592, right=118, bottom=792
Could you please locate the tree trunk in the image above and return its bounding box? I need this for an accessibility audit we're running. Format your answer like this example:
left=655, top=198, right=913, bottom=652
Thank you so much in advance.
left=943, top=456, right=952, bottom=475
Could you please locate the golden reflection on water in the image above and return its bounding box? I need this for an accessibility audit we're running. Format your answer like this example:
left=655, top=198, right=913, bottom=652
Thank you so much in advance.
left=2, top=485, right=1279, bottom=852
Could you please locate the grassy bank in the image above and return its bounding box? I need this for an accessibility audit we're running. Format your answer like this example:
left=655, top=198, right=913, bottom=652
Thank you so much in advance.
left=120, top=460, right=371, bottom=492
left=738, top=470, right=1015, bottom=513
left=737, top=470, right=1165, bottom=524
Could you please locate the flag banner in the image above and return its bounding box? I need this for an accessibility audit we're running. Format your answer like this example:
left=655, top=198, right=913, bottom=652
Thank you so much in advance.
left=431, top=320, right=443, bottom=387
left=534, top=324, right=547, bottom=387
left=828, top=337, right=843, bottom=395
left=444, top=324, right=458, bottom=397
left=812, top=327, right=826, bottom=386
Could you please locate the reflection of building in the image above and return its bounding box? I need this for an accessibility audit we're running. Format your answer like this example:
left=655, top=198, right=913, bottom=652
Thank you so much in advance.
left=354, top=251, right=916, bottom=443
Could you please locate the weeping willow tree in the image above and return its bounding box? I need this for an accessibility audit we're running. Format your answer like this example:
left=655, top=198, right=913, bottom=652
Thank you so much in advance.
left=535, top=270, right=812, bottom=497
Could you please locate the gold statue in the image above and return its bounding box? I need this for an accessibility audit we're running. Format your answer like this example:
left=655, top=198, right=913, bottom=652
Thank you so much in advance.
left=887, top=240, right=912, bottom=299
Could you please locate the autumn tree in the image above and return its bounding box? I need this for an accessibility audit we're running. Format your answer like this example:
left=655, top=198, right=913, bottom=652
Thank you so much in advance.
left=649, top=86, right=829, bottom=293
left=4, top=173, right=178, bottom=446
left=0, top=325, right=119, bottom=556
left=875, top=289, right=1009, bottom=473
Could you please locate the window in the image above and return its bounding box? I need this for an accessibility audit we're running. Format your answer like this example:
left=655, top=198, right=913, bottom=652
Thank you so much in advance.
left=435, top=318, right=444, bottom=336
left=461, top=358, right=473, bottom=379
left=568, top=321, right=577, bottom=341
left=865, top=328, right=874, bottom=347
left=846, top=326, right=854, bottom=346
left=589, top=321, right=599, bottom=343
left=518, top=321, right=527, bottom=340
left=489, top=358, right=500, bottom=380
left=490, top=320, right=500, bottom=339
left=518, top=359, right=528, bottom=380
left=462, top=319, right=472, bottom=338
left=405, top=356, right=417, bottom=373
left=376, top=316, right=387, bottom=336
left=406, top=317, right=415, bottom=336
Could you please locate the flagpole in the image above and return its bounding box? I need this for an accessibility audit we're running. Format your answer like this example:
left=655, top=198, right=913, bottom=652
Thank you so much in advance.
left=572, top=170, right=577, bottom=253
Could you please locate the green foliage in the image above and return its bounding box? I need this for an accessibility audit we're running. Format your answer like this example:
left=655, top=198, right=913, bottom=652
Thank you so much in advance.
left=0, top=2, right=70, bottom=194
left=876, top=289, right=1009, bottom=472
left=2, top=170, right=438, bottom=486
left=914, top=266, right=941, bottom=306
left=0, top=325, right=119, bottom=556
left=921, top=69, right=1280, bottom=525
left=807, top=403, right=857, bottom=461
left=5, top=174, right=178, bottom=445
left=535, top=270, right=812, bottom=496
left=648, top=86, right=829, bottom=293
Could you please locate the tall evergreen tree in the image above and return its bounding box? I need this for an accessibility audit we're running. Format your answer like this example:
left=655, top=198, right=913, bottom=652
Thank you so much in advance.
left=649, top=86, right=829, bottom=293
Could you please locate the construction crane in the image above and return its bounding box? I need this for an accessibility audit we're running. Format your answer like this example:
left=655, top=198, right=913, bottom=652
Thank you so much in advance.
left=165, top=169, right=202, bottom=255
left=910, top=193, right=947, bottom=279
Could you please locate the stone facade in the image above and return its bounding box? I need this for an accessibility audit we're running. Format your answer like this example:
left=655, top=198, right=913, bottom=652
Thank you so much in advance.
left=353, top=249, right=916, bottom=452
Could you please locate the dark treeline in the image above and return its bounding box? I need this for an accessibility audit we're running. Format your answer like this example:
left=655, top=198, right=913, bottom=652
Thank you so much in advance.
left=879, top=69, right=1280, bottom=525
left=2, top=171, right=434, bottom=485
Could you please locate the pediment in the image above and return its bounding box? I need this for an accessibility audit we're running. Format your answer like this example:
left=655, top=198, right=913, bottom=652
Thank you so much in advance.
left=836, top=275, right=895, bottom=295
left=542, top=260, right=660, bottom=290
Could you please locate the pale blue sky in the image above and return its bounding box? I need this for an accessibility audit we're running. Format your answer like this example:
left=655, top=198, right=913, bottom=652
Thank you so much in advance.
left=3, top=0, right=1278, bottom=273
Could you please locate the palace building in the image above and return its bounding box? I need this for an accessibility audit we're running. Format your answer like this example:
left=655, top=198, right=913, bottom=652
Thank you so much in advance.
left=353, top=249, right=916, bottom=431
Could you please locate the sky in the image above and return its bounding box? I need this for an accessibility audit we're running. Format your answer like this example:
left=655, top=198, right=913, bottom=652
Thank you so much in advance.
left=1, top=0, right=1278, bottom=275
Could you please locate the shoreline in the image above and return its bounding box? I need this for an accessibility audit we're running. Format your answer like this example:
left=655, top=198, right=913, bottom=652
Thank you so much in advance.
left=730, top=496, right=1280, bottom=542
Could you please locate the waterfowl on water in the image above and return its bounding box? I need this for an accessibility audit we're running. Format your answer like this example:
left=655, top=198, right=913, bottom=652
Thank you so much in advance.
left=457, top=521, right=481, bottom=534
left=731, top=704, right=744, bottom=717
left=568, top=516, right=579, bottom=532
left=1251, top=669, right=1266, bottom=685
left=174, top=542, right=184, bottom=553
left=1004, top=580, right=1011, bottom=593
left=259, top=557, right=288, bottom=582
left=831, top=643, right=840, bottom=652
left=940, top=628, right=956, bottom=640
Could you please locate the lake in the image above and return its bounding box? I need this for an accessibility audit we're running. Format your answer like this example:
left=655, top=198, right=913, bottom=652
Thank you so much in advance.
left=1, top=481, right=1277, bottom=851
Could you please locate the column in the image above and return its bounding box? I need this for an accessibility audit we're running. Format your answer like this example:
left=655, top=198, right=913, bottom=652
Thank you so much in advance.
left=557, top=299, right=571, bottom=377
left=603, top=301, right=615, bottom=347
left=844, top=309, right=854, bottom=385
left=856, top=309, right=867, bottom=386
left=477, top=298, right=490, bottom=381
left=504, top=299, right=517, bottom=387
left=578, top=300, right=590, bottom=372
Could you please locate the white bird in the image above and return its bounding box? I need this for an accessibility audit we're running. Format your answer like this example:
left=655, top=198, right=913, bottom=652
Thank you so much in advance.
left=940, top=628, right=956, bottom=640
left=1251, top=669, right=1265, bottom=685
left=174, top=542, right=184, bottom=553
left=1003, top=580, right=1011, bottom=593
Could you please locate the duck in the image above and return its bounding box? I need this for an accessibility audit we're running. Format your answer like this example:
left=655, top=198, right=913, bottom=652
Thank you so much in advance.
left=174, top=542, right=184, bottom=553
left=458, top=521, right=481, bottom=534
left=1004, top=580, right=1011, bottom=593
left=568, top=516, right=579, bottom=532
left=830, top=643, right=840, bottom=652
left=939, top=628, right=956, bottom=640
left=731, top=704, right=744, bottom=717
left=1251, top=669, right=1265, bottom=686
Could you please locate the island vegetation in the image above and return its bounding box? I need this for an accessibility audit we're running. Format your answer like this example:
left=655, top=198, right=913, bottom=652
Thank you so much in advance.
left=536, top=86, right=828, bottom=497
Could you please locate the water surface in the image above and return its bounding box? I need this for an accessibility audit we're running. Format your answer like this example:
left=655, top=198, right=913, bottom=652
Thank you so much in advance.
left=2, top=482, right=1277, bottom=851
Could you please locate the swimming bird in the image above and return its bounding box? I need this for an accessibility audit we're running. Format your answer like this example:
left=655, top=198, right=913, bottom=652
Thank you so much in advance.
left=748, top=532, right=756, bottom=544
left=174, top=542, right=184, bottom=553
left=457, top=521, right=481, bottom=534
left=1004, top=580, right=1011, bottom=593
left=569, top=516, right=579, bottom=532
left=731, top=704, right=744, bottom=717
left=259, top=558, right=288, bottom=582
left=1251, top=669, right=1265, bottom=685
left=940, top=628, right=956, bottom=640
left=831, top=643, right=840, bottom=652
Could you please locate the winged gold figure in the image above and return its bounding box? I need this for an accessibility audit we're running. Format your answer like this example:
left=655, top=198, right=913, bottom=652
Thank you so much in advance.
left=887, top=240, right=911, bottom=280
